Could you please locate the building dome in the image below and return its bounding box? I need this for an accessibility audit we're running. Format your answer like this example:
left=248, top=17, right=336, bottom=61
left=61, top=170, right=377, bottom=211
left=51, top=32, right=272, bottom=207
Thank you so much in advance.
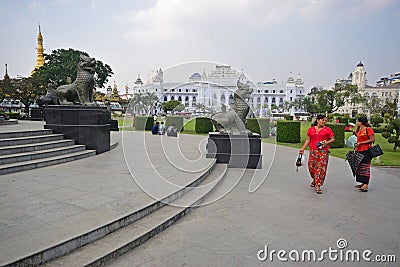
left=357, top=61, right=364, bottom=67
left=287, top=72, right=295, bottom=84
left=191, top=72, right=201, bottom=78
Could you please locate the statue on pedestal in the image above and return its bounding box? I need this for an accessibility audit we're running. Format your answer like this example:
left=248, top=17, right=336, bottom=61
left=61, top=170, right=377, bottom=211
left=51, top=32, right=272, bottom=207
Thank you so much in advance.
left=37, top=54, right=96, bottom=106
left=211, top=80, right=253, bottom=134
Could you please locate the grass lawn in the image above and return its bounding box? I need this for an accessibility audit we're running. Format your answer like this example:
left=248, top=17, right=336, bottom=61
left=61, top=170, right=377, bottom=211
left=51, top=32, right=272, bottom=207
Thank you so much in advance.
left=264, top=122, right=400, bottom=166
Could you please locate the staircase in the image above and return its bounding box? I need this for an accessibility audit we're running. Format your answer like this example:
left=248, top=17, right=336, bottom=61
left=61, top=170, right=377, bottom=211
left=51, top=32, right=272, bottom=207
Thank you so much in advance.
left=4, top=163, right=227, bottom=267
left=0, top=129, right=96, bottom=175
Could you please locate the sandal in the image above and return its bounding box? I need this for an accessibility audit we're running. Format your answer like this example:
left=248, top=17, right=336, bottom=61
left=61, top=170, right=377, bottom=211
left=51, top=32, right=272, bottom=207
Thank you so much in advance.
left=310, top=183, right=315, bottom=187
left=316, top=189, right=322, bottom=194
left=359, top=188, right=368, bottom=192
left=355, top=184, right=363, bottom=188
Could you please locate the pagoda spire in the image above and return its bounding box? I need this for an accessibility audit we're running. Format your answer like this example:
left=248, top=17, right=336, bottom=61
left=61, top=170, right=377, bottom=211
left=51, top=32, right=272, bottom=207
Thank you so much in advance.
left=30, top=24, right=45, bottom=76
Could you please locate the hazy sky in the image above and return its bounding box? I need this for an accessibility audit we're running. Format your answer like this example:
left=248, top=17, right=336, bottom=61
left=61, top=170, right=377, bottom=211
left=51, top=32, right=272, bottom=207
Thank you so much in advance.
left=0, top=0, right=399, bottom=92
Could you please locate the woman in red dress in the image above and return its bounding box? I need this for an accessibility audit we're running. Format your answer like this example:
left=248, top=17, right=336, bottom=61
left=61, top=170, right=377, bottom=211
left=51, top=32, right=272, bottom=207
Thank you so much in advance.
left=355, top=117, right=375, bottom=192
left=299, top=114, right=335, bottom=194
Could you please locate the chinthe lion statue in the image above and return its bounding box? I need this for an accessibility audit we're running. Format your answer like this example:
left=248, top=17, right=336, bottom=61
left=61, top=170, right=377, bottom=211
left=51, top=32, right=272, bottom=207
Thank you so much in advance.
left=211, top=80, right=253, bottom=134
left=37, top=54, right=96, bottom=106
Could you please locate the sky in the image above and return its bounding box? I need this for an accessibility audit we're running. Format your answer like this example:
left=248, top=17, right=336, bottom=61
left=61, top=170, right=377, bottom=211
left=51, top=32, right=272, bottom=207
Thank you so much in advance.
left=0, top=0, right=399, bottom=93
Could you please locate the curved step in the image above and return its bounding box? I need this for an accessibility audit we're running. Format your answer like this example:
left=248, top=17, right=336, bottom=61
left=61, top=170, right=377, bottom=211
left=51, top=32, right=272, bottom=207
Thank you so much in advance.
left=44, top=164, right=228, bottom=267
left=2, top=159, right=219, bottom=266
left=0, top=150, right=96, bottom=175
left=0, top=145, right=86, bottom=165
left=0, top=129, right=53, bottom=139
left=0, top=139, right=76, bottom=156
left=0, top=134, right=64, bottom=147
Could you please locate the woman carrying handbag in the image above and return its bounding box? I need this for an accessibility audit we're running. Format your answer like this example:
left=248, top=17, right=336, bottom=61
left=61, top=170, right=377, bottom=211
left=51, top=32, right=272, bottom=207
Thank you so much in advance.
left=299, top=114, right=335, bottom=194
left=354, top=117, right=375, bottom=192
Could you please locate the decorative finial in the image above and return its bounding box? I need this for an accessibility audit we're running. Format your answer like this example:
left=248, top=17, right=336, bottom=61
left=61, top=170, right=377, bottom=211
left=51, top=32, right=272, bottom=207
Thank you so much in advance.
left=5, top=63, right=8, bottom=75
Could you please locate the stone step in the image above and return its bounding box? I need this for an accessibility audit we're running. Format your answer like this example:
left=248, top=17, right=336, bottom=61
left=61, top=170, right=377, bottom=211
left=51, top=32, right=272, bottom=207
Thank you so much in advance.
left=6, top=160, right=223, bottom=267
left=0, top=145, right=87, bottom=165
left=0, top=129, right=53, bottom=139
left=0, top=134, right=64, bottom=147
left=43, top=164, right=228, bottom=267
left=0, top=150, right=96, bottom=175
left=0, top=139, right=76, bottom=156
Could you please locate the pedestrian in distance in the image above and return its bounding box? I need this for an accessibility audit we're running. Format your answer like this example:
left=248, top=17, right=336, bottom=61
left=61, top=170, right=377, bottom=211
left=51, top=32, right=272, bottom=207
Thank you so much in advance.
left=158, top=121, right=165, bottom=135
left=299, top=114, right=335, bottom=194
left=152, top=122, right=159, bottom=135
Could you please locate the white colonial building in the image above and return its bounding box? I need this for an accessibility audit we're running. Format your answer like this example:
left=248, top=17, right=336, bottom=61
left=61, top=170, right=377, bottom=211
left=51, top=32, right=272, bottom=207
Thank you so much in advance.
left=337, top=62, right=400, bottom=116
left=132, top=65, right=306, bottom=114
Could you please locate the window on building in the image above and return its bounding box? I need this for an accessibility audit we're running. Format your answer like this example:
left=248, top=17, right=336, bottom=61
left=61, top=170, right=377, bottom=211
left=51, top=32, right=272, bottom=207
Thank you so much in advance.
left=221, top=94, right=226, bottom=103
left=179, top=89, right=182, bottom=92
left=280, top=98, right=283, bottom=103
left=290, top=90, right=292, bottom=93
left=382, top=92, right=384, bottom=97
left=155, top=89, right=158, bottom=92
left=193, top=96, right=196, bottom=105
left=290, top=97, right=293, bottom=101
left=171, top=96, right=175, bottom=100
left=273, top=90, right=276, bottom=93
left=178, top=96, right=182, bottom=102
left=164, top=96, right=167, bottom=102
left=185, top=96, right=189, bottom=107
left=164, top=89, right=167, bottom=92
left=186, top=89, right=189, bottom=92
left=272, top=97, right=276, bottom=103
left=264, top=90, right=268, bottom=93
left=280, top=90, right=284, bottom=94
left=171, top=89, right=175, bottom=92
left=193, top=89, right=197, bottom=92
left=258, top=90, right=261, bottom=93
left=257, top=97, right=261, bottom=103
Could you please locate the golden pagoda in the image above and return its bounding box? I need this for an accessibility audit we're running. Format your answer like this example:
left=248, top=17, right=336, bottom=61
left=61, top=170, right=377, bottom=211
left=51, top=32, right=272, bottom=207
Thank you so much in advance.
left=30, top=24, right=45, bottom=76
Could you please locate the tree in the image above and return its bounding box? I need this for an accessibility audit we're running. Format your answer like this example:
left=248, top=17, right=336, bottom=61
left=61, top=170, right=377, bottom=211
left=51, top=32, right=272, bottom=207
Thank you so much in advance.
left=384, top=113, right=393, bottom=125
left=370, top=113, right=384, bottom=128
left=314, top=84, right=358, bottom=113
left=162, top=100, right=184, bottom=114
left=31, top=48, right=113, bottom=89
left=13, top=76, right=46, bottom=111
left=383, top=98, right=398, bottom=117
left=382, top=118, right=400, bottom=151
left=366, top=97, right=383, bottom=115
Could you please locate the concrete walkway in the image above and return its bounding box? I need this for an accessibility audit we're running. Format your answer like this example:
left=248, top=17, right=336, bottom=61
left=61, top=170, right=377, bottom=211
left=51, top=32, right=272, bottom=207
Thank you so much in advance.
left=0, top=121, right=214, bottom=265
left=0, top=121, right=399, bottom=266
left=111, top=143, right=400, bottom=266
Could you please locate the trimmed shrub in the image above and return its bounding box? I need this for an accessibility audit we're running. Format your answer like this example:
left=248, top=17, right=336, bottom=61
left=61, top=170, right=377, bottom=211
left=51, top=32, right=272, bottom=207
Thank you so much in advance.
left=195, top=117, right=214, bottom=133
left=373, top=127, right=386, bottom=133
left=326, top=123, right=345, bottom=148
left=338, top=117, right=349, bottom=125
left=284, top=115, right=293, bottom=121
left=277, top=121, right=300, bottom=143
left=166, top=116, right=184, bottom=132
left=247, top=118, right=270, bottom=138
left=349, top=118, right=356, bottom=124
left=370, top=114, right=384, bottom=128
left=5, top=112, right=20, bottom=120
left=134, top=116, right=154, bottom=131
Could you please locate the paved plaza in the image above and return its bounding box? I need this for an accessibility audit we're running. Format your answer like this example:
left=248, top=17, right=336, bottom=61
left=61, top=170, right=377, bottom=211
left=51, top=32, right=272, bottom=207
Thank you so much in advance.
left=0, top=121, right=399, bottom=266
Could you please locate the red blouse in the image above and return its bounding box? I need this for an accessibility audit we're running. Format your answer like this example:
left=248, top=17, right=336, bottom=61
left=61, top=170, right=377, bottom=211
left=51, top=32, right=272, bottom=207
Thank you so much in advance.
left=307, top=126, right=334, bottom=150
left=356, top=127, right=374, bottom=152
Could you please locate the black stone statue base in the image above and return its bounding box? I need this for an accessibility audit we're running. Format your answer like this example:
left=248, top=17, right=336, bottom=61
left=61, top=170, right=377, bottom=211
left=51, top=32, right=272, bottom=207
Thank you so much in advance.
left=44, top=106, right=118, bottom=154
left=206, top=132, right=262, bottom=169
left=30, top=107, right=45, bottom=121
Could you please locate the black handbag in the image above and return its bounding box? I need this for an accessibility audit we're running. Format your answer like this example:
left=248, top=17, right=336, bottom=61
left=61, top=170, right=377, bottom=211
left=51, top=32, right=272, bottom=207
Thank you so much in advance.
left=366, top=127, right=384, bottom=158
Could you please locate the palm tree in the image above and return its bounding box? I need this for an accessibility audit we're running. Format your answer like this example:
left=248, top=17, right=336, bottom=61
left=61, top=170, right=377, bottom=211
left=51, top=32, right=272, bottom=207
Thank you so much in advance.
left=143, top=92, right=159, bottom=114
left=282, top=101, right=291, bottom=113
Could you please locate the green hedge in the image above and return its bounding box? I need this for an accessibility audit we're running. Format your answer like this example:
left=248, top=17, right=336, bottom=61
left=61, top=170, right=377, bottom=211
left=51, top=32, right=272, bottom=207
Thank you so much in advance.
left=326, top=123, right=345, bottom=148
left=277, top=121, right=300, bottom=143
left=5, top=112, right=20, bottom=120
left=134, top=116, right=154, bottom=131
left=349, top=118, right=356, bottom=124
left=284, top=115, right=293, bottom=121
left=195, top=117, right=214, bottom=133
left=338, top=117, right=349, bottom=125
left=373, top=127, right=386, bottom=133
left=166, top=116, right=184, bottom=132
left=247, top=118, right=270, bottom=138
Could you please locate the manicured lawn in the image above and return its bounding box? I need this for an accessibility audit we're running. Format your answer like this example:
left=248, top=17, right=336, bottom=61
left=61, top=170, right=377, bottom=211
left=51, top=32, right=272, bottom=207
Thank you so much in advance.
left=264, top=122, right=400, bottom=166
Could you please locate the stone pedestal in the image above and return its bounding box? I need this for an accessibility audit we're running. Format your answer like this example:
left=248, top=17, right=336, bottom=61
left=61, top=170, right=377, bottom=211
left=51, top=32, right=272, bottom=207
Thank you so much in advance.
left=206, top=132, right=262, bottom=169
left=30, top=107, right=45, bottom=121
left=44, top=106, right=117, bottom=154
